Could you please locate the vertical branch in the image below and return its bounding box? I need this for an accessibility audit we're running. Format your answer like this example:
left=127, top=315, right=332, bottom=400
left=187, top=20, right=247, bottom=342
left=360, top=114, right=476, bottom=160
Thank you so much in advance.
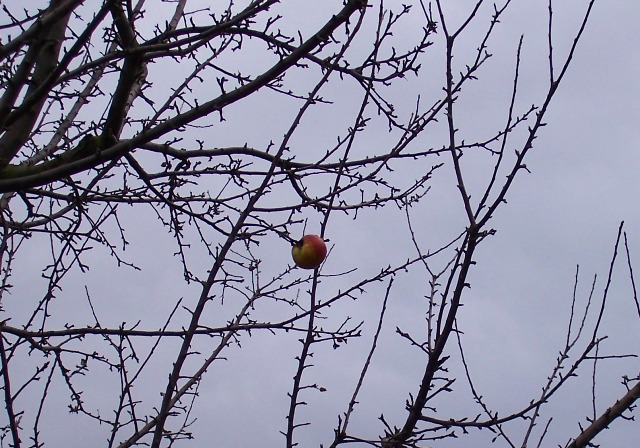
left=283, top=4, right=368, bottom=445
left=590, top=344, right=599, bottom=419
left=591, top=221, right=624, bottom=340
left=437, top=0, right=476, bottom=225
left=0, top=0, right=73, bottom=167
left=0, top=336, right=20, bottom=448
left=476, top=35, right=524, bottom=216
left=623, top=232, right=640, bottom=319
left=547, top=0, right=554, bottom=83
left=103, top=1, right=146, bottom=141
left=285, top=274, right=318, bottom=448
left=331, top=279, right=394, bottom=447
left=388, top=230, right=478, bottom=447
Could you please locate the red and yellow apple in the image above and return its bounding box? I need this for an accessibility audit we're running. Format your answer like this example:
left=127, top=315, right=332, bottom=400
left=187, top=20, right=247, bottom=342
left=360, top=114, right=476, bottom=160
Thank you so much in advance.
left=291, top=234, right=327, bottom=269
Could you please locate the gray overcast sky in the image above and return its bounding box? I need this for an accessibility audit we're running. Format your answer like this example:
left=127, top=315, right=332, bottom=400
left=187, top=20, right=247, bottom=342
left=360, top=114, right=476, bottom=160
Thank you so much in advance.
left=4, top=1, right=640, bottom=447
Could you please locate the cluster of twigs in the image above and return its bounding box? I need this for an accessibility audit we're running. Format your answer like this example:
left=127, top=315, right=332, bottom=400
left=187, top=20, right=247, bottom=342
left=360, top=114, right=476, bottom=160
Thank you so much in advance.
left=0, top=1, right=636, bottom=447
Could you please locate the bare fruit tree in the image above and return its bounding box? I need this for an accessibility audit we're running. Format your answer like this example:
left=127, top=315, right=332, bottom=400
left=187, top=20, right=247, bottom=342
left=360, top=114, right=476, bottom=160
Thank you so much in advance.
left=0, top=1, right=637, bottom=447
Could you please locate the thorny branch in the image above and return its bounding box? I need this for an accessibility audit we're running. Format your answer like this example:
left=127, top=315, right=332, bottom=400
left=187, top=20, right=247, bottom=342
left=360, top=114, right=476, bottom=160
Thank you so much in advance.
left=0, top=1, right=635, bottom=448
